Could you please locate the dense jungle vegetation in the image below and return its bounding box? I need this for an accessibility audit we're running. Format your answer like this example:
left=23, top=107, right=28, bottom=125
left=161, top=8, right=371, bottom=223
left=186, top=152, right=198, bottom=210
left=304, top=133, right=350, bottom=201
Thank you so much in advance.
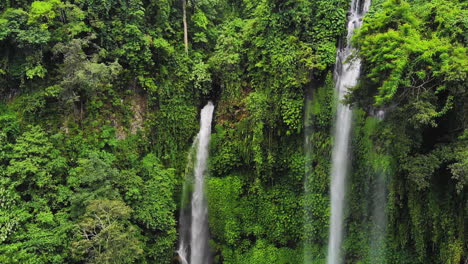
left=0, top=0, right=466, bottom=263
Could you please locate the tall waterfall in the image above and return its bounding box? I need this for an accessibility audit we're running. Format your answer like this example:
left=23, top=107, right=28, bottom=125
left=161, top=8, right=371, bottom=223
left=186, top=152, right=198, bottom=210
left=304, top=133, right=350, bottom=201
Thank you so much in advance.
left=177, top=102, right=214, bottom=264
left=327, top=0, right=370, bottom=263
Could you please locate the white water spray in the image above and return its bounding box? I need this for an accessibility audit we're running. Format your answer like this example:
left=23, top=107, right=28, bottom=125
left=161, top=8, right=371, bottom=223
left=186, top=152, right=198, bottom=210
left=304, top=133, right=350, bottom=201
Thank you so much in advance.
left=327, top=0, right=371, bottom=263
left=177, top=102, right=214, bottom=264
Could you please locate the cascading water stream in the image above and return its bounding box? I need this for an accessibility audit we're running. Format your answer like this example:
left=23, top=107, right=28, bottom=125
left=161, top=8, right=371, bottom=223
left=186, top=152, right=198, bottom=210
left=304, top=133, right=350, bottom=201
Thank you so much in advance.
left=369, top=109, right=388, bottom=263
left=177, top=102, right=214, bottom=264
left=177, top=135, right=198, bottom=264
left=369, top=169, right=387, bottom=263
left=327, top=0, right=371, bottom=263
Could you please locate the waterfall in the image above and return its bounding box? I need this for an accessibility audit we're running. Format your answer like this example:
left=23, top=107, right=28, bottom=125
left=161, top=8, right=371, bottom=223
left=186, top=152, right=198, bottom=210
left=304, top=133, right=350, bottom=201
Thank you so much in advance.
left=177, top=102, right=214, bottom=264
left=177, top=136, right=198, bottom=264
left=369, top=110, right=388, bottom=263
left=327, top=0, right=371, bottom=263
left=369, top=170, right=387, bottom=263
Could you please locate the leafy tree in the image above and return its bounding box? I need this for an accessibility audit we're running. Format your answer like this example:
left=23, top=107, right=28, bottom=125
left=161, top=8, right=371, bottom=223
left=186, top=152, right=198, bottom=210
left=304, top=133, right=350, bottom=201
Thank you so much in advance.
left=0, top=125, right=71, bottom=263
left=130, top=154, right=177, bottom=263
left=6, top=125, right=66, bottom=196
left=72, top=200, right=143, bottom=264
left=68, top=151, right=120, bottom=216
left=52, top=38, right=121, bottom=116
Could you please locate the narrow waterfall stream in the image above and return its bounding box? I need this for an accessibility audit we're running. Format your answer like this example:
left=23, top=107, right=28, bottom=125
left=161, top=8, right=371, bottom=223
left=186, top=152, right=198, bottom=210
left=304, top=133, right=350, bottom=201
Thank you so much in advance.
left=369, top=110, right=388, bottom=263
left=327, top=0, right=371, bottom=263
left=177, top=102, right=215, bottom=264
left=369, top=170, right=388, bottom=263
left=177, top=136, right=198, bottom=264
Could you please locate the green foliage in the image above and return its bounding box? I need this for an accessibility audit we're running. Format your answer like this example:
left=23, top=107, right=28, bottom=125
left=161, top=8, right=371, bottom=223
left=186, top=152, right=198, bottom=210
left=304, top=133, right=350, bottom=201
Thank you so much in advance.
left=223, top=239, right=302, bottom=264
left=52, top=38, right=122, bottom=107
left=348, top=0, right=467, bottom=262
left=0, top=125, right=72, bottom=264
left=207, top=175, right=243, bottom=246
left=209, top=125, right=243, bottom=177
left=353, top=0, right=467, bottom=107
left=190, top=59, right=212, bottom=95
left=68, top=151, right=120, bottom=214
left=131, top=154, right=177, bottom=262
left=303, top=77, right=334, bottom=252
left=1, top=0, right=465, bottom=263
left=151, top=97, right=198, bottom=168
left=7, top=125, right=66, bottom=190
left=0, top=0, right=88, bottom=84
left=207, top=175, right=303, bottom=262
left=72, top=200, right=143, bottom=264
left=448, top=135, right=468, bottom=193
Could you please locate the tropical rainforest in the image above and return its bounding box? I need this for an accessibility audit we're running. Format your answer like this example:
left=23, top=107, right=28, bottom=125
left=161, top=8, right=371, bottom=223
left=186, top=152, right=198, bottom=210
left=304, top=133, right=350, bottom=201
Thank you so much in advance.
left=0, top=0, right=466, bottom=263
